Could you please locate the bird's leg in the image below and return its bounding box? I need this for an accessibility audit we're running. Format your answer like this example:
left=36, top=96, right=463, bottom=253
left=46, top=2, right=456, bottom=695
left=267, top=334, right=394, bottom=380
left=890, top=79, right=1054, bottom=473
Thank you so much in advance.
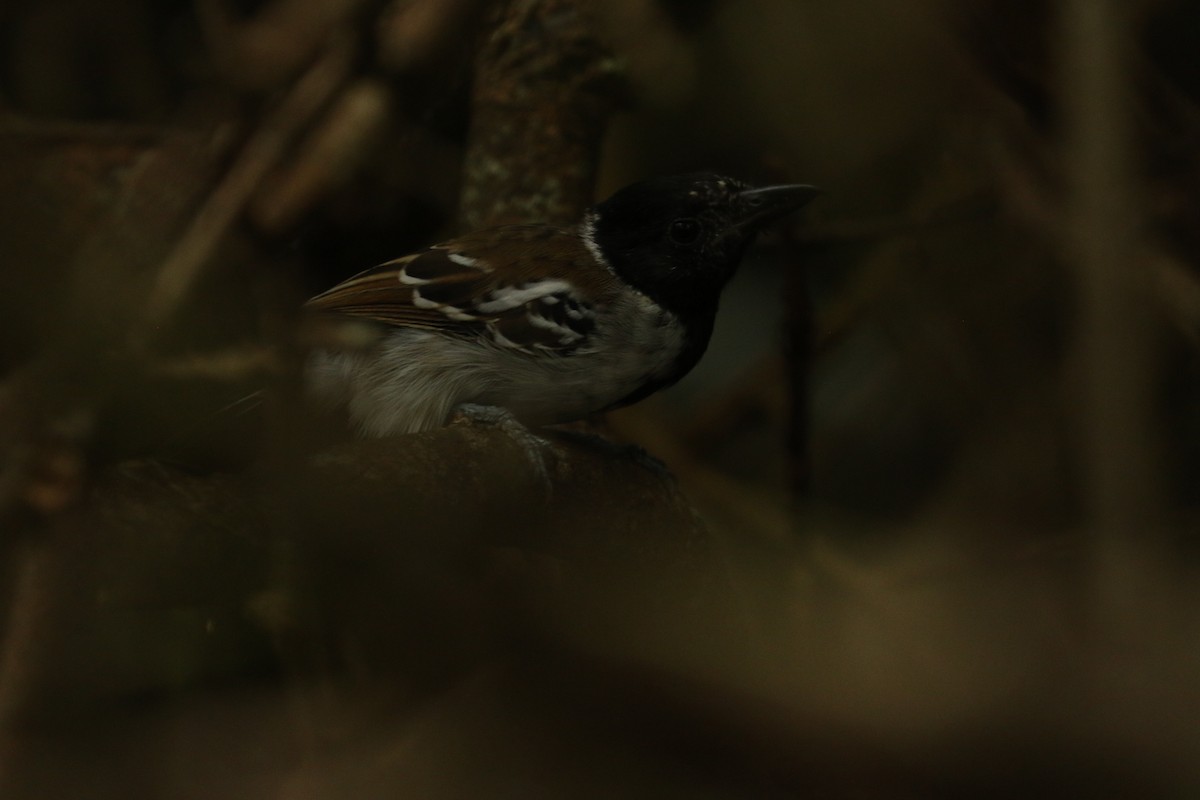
left=450, top=404, right=560, bottom=493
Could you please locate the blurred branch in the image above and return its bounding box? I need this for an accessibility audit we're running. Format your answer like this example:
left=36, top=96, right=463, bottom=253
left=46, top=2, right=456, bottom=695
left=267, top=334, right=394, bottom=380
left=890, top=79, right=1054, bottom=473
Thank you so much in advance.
left=249, top=79, right=392, bottom=234
left=1060, top=0, right=1164, bottom=535
left=377, top=0, right=487, bottom=74
left=1150, top=249, right=1200, bottom=348
left=609, top=404, right=795, bottom=546
left=197, top=0, right=368, bottom=90
left=0, top=425, right=710, bottom=715
left=0, top=544, right=57, bottom=796
left=0, top=35, right=358, bottom=524
left=137, top=38, right=354, bottom=340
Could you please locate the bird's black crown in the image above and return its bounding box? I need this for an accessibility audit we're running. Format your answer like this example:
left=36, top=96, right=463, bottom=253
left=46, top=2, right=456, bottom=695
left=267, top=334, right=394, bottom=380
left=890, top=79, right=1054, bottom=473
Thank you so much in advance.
left=588, top=172, right=819, bottom=316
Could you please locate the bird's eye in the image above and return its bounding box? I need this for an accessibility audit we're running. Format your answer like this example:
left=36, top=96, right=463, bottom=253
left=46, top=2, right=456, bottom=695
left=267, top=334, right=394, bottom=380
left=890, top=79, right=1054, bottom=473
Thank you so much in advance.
left=668, top=218, right=701, bottom=245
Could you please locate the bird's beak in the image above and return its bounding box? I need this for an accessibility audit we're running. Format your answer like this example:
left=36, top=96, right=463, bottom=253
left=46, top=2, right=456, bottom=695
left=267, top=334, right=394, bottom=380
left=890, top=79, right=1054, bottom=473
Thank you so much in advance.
left=735, top=184, right=822, bottom=230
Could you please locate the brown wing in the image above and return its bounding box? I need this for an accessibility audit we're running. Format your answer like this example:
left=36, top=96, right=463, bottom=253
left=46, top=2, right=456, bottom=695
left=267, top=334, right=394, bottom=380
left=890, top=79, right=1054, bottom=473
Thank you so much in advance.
left=304, top=225, right=619, bottom=354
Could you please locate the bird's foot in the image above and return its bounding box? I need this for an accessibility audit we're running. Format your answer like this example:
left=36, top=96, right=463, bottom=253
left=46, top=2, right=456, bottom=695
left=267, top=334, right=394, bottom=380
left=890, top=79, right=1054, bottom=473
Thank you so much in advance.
left=450, top=404, right=559, bottom=494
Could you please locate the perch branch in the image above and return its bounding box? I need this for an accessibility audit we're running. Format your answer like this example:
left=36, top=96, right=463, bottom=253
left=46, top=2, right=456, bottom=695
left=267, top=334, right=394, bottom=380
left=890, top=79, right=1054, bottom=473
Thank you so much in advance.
left=457, top=0, right=626, bottom=229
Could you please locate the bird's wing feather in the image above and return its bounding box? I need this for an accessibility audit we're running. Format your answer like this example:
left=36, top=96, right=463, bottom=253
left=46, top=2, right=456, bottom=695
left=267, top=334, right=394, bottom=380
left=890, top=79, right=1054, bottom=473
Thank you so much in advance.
left=305, top=225, right=618, bottom=354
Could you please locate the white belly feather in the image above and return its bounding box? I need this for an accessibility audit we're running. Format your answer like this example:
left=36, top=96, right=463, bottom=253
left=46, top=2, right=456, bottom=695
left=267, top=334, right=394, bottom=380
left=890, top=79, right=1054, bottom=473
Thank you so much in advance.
left=306, top=290, right=685, bottom=437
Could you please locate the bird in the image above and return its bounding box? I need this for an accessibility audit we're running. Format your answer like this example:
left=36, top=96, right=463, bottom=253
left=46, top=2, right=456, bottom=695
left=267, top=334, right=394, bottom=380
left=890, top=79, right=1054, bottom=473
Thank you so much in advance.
left=303, top=172, right=819, bottom=438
